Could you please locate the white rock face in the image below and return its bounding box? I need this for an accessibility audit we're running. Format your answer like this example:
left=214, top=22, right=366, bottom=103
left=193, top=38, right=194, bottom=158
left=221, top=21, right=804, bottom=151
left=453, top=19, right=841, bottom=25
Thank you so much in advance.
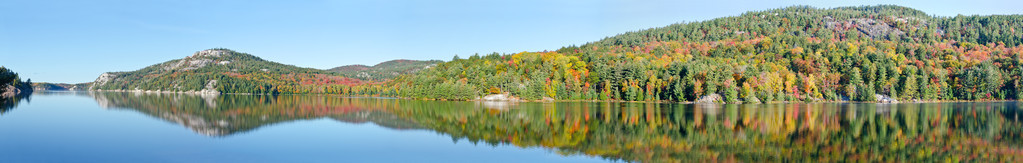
left=696, top=93, right=723, bottom=104
left=90, top=73, right=117, bottom=90
left=357, top=72, right=371, bottom=79
left=164, top=49, right=232, bottom=71
left=874, top=94, right=899, bottom=103
left=192, top=49, right=228, bottom=58
left=481, top=93, right=519, bottom=101
left=181, top=59, right=213, bottom=70
left=1, top=85, right=22, bottom=98
left=198, top=80, right=220, bottom=95
left=542, top=97, right=555, bottom=102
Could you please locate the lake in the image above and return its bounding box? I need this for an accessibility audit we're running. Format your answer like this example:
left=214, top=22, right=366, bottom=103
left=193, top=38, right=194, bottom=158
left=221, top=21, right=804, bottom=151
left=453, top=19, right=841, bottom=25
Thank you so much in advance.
left=1, top=92, right=1021, bottom=162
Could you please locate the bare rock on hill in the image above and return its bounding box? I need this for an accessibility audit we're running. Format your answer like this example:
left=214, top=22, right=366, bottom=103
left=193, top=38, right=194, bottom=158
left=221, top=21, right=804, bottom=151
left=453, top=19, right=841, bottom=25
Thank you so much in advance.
left=696, top=94, right=723, bottom=104
left=823, top=16, right=925, bottom=40
left=875, top=94, right=899, bottom=103
left=481, top=93, right=519, bottom=102
left=743, top=96, right=761, bottom=104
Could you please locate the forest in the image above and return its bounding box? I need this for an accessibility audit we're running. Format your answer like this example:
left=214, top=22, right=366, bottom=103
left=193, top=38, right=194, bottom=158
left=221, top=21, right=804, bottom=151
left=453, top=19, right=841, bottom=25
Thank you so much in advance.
left=387, top=5, right=1023, bottom=103
left=83, top=5, right=1023, bottom=103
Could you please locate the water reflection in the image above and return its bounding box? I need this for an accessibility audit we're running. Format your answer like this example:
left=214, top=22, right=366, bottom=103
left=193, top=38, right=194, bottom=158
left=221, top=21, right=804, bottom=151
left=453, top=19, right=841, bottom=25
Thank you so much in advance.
left=28, top=92, right=1023, bottom=162
left=88, top=92, right=421, bottom=136
left=0, top=93, right=29, bottom=115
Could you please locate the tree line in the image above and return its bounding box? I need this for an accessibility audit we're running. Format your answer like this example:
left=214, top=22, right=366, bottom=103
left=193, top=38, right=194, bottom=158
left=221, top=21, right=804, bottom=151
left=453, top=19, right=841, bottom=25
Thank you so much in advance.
left=387, top=5, right=1023, bottom=103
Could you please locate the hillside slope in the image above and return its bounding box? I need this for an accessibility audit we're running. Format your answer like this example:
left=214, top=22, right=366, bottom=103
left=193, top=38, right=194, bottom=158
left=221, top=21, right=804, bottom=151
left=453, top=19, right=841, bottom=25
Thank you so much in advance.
left=89, top=49, right=367, bottom=94
left=392, top=5, right=1023, bottom=102
left=33, top=82, right=91, bottom=91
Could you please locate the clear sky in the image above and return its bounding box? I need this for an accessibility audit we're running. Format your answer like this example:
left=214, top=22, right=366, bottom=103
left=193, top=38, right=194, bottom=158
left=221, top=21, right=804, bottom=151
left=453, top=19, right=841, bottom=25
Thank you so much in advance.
left=1, top=0, right=1021, bottom=83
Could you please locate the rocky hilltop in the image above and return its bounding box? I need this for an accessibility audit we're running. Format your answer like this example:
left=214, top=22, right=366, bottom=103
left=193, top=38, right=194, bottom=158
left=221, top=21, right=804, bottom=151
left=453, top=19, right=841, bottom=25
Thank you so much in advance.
left=88, top=48, right=366, bottom=95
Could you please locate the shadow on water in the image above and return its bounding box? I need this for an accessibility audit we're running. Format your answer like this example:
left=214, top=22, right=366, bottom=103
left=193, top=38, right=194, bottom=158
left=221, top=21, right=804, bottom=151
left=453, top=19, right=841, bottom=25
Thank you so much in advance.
left=12, top=92, right=1023, bottom=162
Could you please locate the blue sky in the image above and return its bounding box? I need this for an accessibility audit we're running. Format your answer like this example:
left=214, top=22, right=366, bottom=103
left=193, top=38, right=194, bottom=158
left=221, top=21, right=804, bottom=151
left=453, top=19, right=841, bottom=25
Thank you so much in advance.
left=1, top=0, right=1021, bottom=83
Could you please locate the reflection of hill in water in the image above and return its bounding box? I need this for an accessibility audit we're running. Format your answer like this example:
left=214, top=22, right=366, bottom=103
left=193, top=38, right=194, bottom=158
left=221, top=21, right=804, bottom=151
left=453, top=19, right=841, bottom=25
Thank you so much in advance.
left=329, top=111, right=424, bottom=131
left=89, top=92, right=422, bottom=136
left=85, top=92, right=1023, bottom=162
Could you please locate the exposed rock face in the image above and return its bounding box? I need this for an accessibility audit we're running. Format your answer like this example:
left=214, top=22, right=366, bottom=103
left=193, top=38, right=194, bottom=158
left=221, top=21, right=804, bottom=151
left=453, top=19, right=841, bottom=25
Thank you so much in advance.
left=696, top=93, right=724, bottom=104
left=823, top=16, right=932, bottom=40
left=357, top=72, right=371, bottom=79
left=480, top=93, right=519, bottom=101
left=90, top=79, right=220, bottom=96
left=164, top=49, right=231, bottom=71
left=90, top=73, right=116, bottom=90
left=542, top=97, right=556, bottom=102
left=68, top=85, right=85, bottom=91
left=177, top=59, right=213, bottom=71
left=850, top=18, right=905, bottom=39
left=198, top=80, right=220, bottom=95
left=875, top=94, right=899, bottom=103
left=1, top=85, right=24, bottom=99
left=192, top=49, right=228, bottom=58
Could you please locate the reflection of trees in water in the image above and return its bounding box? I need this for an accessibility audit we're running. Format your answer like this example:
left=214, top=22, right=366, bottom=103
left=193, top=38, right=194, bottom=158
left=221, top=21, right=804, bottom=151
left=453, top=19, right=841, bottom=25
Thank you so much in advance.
left=89, top=92, right=413, bottom=136
left=0, top=94, right=30, bottom=115
left=85, top=93, right=1023, bottom=162
left=389, top=102, right=1023, bottom=162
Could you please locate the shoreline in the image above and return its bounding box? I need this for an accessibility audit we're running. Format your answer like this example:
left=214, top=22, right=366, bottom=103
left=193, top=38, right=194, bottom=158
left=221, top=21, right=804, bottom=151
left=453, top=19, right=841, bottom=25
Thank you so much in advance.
left=50, top=90, right=1023, bottom=104
left=89, top=89, right=220, bottom=95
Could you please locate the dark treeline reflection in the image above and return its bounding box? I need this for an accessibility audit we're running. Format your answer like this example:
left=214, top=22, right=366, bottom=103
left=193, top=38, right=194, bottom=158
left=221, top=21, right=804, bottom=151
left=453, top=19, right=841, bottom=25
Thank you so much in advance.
left=0, top=93, right=30, bottom=115
left=86, top=92, right=1022, bottom=162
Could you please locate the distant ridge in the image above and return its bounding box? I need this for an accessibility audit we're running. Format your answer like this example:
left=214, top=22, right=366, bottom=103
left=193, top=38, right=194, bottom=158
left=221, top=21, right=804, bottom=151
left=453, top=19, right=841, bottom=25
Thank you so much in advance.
left=327, top=59, right=442, bottom=81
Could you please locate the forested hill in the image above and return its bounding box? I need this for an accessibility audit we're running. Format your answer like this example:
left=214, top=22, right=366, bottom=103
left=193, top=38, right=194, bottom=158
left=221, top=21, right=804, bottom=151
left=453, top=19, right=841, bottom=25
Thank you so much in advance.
left=33, top=82, right=91, bottom=91
left=327, top=59, right=442, bottom=81
left=391, top=5, right=1023, bottom=102
left=89, top=49, right=369, bottom=94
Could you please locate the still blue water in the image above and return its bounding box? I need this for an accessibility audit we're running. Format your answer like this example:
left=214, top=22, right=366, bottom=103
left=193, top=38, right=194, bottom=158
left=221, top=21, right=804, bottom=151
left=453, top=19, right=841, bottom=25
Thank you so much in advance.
left=2, top=92, right=1022, bottom=162
left=0, top=93, right=605, bottom=162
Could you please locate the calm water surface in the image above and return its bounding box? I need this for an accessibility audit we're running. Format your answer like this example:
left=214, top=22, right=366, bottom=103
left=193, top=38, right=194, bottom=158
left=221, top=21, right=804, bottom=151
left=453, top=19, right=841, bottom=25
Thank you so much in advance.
left=1, top=92, right=1022, bottom=162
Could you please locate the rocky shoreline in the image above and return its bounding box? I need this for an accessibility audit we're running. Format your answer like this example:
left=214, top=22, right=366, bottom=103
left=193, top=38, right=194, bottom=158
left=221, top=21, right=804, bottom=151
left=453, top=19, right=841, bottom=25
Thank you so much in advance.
left=91, top=89, right=220, bottom=95
left=465, top=93, right=987, bottom=104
